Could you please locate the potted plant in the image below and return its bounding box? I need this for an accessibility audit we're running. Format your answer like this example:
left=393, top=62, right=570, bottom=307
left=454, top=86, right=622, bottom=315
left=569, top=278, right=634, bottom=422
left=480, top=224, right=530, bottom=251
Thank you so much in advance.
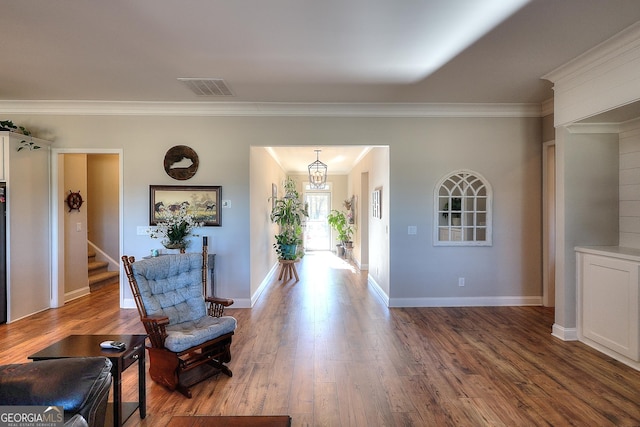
left=273, top=226, right=303, bottom=260
left=149, top=204, right=203, bottom=252
left=327, top=209, right=355, bottom=255
left=270, top=177, right=309, bottom=260
left=0, top=120, right=40, bottom=151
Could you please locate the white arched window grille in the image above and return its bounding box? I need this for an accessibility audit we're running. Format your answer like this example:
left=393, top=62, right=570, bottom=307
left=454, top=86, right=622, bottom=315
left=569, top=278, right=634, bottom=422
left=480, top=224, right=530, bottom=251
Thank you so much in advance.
left=434, top=169, right=492, bottom=246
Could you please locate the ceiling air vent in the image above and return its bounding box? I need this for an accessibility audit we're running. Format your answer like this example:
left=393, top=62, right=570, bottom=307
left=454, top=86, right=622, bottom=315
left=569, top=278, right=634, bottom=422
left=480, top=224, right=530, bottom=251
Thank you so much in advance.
left=177, top=78, right=234, bottom=97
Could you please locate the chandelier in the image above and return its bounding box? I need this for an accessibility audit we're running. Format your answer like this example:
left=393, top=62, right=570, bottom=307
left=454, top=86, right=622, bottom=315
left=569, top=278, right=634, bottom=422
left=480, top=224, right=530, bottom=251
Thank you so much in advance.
left=308, top=149, right=327, bottom=189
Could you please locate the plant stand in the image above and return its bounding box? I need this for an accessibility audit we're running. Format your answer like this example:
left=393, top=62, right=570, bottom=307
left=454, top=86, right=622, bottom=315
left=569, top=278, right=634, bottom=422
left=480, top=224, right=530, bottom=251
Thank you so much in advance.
left=278, top=259, right=299, bottom=282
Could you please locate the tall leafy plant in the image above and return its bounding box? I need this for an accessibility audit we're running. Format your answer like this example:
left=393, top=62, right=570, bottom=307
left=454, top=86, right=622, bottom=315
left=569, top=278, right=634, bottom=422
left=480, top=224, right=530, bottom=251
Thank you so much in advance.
left=327, top=209, right=354, bottom=243
left=270, top=177, right=308, bottom=259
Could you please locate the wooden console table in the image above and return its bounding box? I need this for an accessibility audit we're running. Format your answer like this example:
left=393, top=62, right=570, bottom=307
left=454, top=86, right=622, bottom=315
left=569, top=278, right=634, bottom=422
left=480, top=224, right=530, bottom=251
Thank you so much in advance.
left=278, top=259, right=299, bottom=282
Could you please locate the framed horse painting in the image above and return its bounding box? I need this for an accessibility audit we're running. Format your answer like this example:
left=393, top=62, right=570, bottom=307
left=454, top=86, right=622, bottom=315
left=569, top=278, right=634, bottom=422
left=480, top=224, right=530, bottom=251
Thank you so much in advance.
left=150, top=185, right=221, bottom=226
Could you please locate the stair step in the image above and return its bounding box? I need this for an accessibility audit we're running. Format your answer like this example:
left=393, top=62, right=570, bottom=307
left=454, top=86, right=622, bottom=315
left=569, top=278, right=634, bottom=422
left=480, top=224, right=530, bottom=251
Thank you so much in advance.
left=89, top=270, right=120, bottom=291
left=88, top=260, right=109, bottom=273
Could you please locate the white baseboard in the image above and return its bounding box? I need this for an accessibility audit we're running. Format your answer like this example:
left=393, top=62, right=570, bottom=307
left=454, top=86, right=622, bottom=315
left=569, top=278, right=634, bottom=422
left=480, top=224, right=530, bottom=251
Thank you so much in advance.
left=388, top=296, right=543, bottom=308
left=250, top=262, right=279, bottom=307
left=65, top=287, right=90, bottom=303
left=228, top=298, right=252, bottom=308
left=367, top=274, right=389, bottom=306
left=579, top=336, right=640, bottom=371
left=122, top=297, right=136, bottom=309
left=552, top=323, right=578, bottom=341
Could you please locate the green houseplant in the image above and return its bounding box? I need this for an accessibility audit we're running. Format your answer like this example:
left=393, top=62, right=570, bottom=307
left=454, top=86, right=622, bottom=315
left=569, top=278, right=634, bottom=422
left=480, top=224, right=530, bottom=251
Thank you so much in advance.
left=270, top=177, right=308, bottom=260
left=0, top=120, right=40, bottom=151
left=149, top=204, right=203, bottom=252
left=327, top=209, right=355, bottom=255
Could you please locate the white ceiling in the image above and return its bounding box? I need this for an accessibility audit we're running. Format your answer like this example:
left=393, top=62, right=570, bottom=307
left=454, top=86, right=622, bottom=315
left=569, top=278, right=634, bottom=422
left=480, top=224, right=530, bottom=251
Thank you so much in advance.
left=267, top=146, right=372, bottom=175
left=2, top=0, right=640, bottom=172
left=2, top=0, right=640, bottom=104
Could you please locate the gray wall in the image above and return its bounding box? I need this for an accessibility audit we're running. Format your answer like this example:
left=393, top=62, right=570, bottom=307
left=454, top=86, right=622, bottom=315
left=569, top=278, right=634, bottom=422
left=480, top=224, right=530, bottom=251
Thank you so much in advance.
left=10, top=113, right=542, bottom=308
left=556, top=130, right=619, bottom=329
left=63, top=153, right=88, bottom=296
left=387, top=117, right=541, bottom=304
left=87, top=154, right=120, bottom=262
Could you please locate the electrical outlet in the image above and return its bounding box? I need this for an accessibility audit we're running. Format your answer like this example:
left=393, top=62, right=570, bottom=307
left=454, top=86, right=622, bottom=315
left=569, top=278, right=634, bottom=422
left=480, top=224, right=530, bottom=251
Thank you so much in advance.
left=458, top=277, right=465, bottom=287
left=408, top=225, right=417, bottom=235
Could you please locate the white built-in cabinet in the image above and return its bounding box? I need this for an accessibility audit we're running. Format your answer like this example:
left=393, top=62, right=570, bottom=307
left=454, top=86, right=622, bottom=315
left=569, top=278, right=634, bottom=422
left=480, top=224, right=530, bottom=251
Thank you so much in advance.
left=0, top=131, right=52, bottom=322
left=576, top=246, right=640, bottom=370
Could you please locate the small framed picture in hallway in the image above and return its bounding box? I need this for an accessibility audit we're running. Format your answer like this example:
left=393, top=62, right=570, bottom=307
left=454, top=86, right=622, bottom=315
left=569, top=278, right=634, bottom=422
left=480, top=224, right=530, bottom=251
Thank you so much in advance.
left=372, top=188, right=381, bottom=219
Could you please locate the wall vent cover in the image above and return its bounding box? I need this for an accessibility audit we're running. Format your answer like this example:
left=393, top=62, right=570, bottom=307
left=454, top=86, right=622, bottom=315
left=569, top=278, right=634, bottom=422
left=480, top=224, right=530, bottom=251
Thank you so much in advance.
left=178, top=78, right=234, bottom=96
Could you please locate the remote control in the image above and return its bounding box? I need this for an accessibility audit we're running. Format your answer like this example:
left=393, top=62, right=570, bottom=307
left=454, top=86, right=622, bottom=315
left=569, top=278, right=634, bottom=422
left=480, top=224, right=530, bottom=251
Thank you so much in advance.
left=100, top=340, right=126, bottom=350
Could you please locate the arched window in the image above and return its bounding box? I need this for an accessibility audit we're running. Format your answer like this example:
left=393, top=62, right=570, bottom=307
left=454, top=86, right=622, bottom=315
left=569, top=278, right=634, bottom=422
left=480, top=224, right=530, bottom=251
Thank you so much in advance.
left=434, top=169, right=492, bottom=246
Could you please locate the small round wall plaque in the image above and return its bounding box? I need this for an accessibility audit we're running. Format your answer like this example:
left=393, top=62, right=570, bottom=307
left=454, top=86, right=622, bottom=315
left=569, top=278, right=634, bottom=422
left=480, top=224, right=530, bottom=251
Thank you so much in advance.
left=164, top=145, right=199, bottom=180
left=66, top=190, right=83, bottom=212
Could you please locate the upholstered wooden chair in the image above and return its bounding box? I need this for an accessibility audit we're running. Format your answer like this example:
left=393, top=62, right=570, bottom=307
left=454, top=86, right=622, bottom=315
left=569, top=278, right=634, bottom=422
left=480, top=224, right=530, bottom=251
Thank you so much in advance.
left=122, top=243, right=235, bottom=398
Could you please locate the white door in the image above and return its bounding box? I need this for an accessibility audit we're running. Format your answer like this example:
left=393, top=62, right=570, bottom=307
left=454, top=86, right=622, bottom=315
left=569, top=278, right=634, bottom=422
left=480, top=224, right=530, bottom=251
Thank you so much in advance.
left=304, top=191, right=331, bottom=250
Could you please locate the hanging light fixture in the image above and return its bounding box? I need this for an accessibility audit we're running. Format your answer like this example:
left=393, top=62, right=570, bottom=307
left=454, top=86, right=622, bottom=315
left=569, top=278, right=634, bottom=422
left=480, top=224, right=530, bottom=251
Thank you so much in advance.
left=308, top=149, right=327, bottom=189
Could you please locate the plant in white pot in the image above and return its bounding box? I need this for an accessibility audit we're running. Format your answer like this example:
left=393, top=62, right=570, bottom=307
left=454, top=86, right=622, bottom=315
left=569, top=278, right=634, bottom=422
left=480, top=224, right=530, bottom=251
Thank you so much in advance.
left=270, top=177, right=309, bottom=260
left=327, top=209, right=355, bottom=256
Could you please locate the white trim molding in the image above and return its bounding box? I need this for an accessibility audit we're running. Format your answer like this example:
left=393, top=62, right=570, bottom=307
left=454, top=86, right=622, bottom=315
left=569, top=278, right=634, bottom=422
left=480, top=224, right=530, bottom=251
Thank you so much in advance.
left=565, top=123, right=621, bottom=134
left=368, top=274, right=390, bottom=307
left=542, top=21, right=640, bottom=126
left=552, top=323, right=578, bottom=341
left=389, top=296, right=542, bottom=308
left=0, top=100, right=543, bottom=118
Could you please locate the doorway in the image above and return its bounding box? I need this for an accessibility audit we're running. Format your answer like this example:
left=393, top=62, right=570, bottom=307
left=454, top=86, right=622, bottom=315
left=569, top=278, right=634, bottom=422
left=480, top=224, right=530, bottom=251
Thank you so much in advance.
left=304, top=189, right=331, bottom=251
left=51, top=149, right=124, bottom=309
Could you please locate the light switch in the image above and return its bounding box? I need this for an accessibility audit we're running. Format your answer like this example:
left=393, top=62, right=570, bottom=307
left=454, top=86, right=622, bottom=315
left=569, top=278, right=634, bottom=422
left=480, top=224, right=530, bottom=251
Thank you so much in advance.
left=137, top=226, right=151, bottom=235
left=408, top=226, right=417, bottom=235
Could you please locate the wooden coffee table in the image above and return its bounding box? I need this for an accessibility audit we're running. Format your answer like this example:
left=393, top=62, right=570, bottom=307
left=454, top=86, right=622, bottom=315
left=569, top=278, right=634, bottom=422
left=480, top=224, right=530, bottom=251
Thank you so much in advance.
left=29, top=334, right=147, bottom=427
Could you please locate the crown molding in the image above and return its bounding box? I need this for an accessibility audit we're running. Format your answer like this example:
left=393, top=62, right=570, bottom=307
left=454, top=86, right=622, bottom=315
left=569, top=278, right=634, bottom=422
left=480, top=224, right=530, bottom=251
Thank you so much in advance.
left=565, top=122, right=620, bottom=134
left=541, top=98, right=554, bottom=117
left=542, top=21, right=640, bottom=85
left=542, top=21, right=640, bottom=126
left=0, top=100, right=542, bottom=118
left=621, top=116, right=640, bottom=133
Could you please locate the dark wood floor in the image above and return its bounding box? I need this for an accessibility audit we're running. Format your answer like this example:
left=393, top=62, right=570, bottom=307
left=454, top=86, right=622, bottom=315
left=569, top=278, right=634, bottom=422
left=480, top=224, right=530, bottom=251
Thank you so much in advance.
left=1, top=251, right=639, bottom=426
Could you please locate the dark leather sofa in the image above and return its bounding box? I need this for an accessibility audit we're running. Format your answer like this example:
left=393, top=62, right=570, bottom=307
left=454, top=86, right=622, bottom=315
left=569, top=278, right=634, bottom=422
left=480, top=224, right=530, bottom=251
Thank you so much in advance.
left=0, top=357, right=112, bottom=427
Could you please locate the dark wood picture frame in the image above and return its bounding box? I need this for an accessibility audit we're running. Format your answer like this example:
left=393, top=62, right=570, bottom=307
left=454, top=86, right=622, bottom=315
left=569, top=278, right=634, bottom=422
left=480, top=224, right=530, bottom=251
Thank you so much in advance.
left=150, top=185, right=221, bottom=226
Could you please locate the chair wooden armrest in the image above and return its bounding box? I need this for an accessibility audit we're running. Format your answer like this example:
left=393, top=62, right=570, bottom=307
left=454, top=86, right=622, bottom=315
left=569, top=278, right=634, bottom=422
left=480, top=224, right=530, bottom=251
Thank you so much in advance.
left=206, top=296, right=234, bottom=306
left=206, top=296, right=234, bottom=317
left=140, top=315, right=169, bottom=348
